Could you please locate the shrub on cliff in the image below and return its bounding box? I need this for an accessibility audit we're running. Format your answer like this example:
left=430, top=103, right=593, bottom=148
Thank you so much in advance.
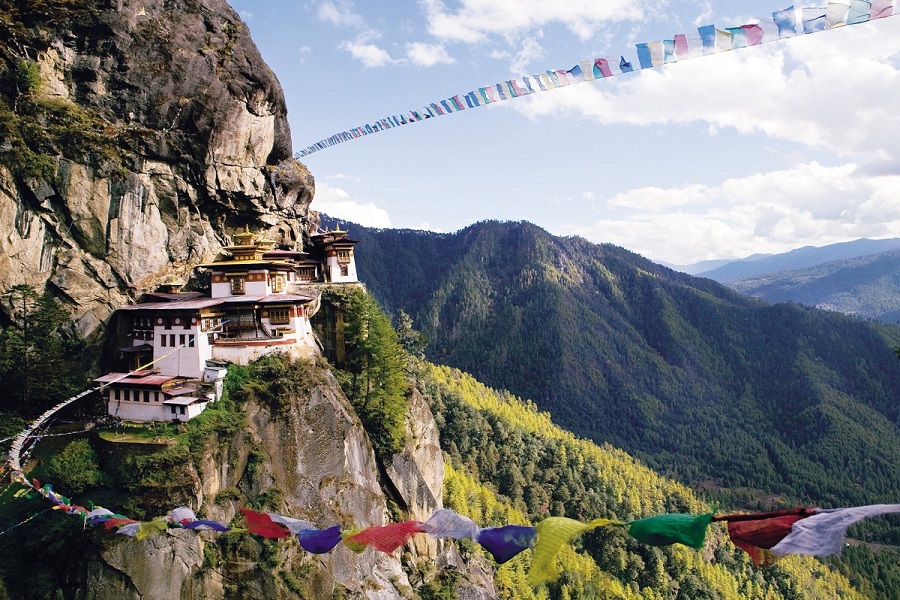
left=45, top=439, right=102, bottom=495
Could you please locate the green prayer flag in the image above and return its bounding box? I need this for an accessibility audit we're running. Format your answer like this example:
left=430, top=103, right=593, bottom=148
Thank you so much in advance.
left=628, top=513, right=714, bottom=548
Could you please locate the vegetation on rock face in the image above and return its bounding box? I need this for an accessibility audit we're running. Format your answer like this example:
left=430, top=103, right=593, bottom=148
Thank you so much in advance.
left=45, top=439, right=102, bottom=495
left=227, top=352, right=326, bottom=415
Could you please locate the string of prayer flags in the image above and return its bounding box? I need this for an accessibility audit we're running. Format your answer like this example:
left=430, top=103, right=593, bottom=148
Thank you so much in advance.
left=713, top=507, right=817, bottom=566
left=628, top=512, right=715, bottom=548
left=7, top=457, right=900, bottom=588
left=529, top=517, right=622, bottom=585
left=771, top=504, right=900, bottom=557
left=295, top=3, right=898, bottom=157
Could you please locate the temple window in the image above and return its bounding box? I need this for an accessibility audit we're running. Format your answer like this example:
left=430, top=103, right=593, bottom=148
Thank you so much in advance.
left=230, top=276, right=245, bottom=295
left=269, top=308, right=290, bottom=325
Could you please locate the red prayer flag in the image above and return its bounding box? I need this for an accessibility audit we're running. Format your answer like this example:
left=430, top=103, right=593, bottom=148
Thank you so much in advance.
left=103, top=518, right=139, bottom=530
left=240, top=508, right=291, bottom=539
left=345, top=521, right=425, bottom=554
left=714, top=508, right=816, bottom=566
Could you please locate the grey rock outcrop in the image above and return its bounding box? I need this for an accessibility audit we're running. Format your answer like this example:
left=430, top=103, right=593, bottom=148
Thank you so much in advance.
left=0, top=0, right=314, bottom=340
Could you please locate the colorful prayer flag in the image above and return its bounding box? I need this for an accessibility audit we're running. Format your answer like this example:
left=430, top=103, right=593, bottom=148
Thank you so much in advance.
left=529, top=517, right=620, bottom=585
left=774, top=6, right=799, bottom=36
left=698, top=25, right=717, bottom=54
left=344, top=521, right=425, bottom=554
left=826, top=2, right=851, bottom=27
left=871, top=0, right=894, bottom=18
left=240, top=507, right=290, bottom=539
left=628, top=513, right=714, bottom=548
left=476, top=525, right=535, bottom=564
left=848, top=0, right=871, bottom=24
left=182, top=520, right=230, bottom=532
left=742, top=24, right=765, bottom=45
left=771, top=504, right=900, bottom=557
left=636, top=43, right=653, bottom=68
left=715, top=508, right=816, bottom=566
left=592, top=58, right=613, bottom=79
left=422, top=509, right=480, bottom=540
left=802, top=7, right=828, bottom=32
left=298, top=525, right=343, bottom=553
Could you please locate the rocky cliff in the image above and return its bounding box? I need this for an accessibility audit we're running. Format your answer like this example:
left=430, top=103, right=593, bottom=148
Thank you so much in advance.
left=80, top=364, right=493, bottom=599
left=0, top=0, right=314, bottom=341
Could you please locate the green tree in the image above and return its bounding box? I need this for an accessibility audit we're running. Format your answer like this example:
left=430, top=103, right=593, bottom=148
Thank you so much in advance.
left=395, top=309, right=427, bottom=359
left=0, top=285, right=82, bottom=413
left=339, top=289, right=409, bottom=455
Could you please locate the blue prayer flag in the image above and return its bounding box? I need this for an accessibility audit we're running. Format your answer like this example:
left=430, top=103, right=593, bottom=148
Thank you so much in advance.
left=774, top=6, right=798, bottom=36
left=477, top=525, right=536, bottom=563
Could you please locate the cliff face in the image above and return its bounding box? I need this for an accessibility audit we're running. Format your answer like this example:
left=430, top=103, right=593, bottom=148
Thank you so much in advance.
left=0, top=0, right=314, bottom=339
left=83, top=366, right=492, bottom=599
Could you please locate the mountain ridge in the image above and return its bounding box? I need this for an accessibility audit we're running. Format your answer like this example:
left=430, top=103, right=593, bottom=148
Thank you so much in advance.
left=327, top=216, right=900, bottom=510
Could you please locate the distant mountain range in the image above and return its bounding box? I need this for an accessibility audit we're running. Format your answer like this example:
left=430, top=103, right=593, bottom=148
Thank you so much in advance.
left=326, top=217, right=900, bottom=509
left=730, top=249, right=900, bottom=324
left=681, top=237, right=900, bottom=282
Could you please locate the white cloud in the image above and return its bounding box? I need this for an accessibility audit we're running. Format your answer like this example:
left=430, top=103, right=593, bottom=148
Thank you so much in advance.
left=317, top=1, right=364, bottom=28
left=312, top=182, right=393, bottom=228
left=406, top=42, right=455, bottom=66
left=558, top=162, right=900, bottom=264
left=416, top=222, right=444, bottom=232
left=420, top=0, right=645, bottom=43
left=326, top=173, right=361, bottom=181
left=339, top=39, right=395, bottom=67
left=507, top=36, right=545, bottom=74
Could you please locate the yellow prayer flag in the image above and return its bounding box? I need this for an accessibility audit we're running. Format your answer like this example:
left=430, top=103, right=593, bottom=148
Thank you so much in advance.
left=528, top=517, right=620, bottom=585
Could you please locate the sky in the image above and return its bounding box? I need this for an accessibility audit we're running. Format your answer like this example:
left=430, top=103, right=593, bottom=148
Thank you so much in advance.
left=226, top=1, right=900, bottom=266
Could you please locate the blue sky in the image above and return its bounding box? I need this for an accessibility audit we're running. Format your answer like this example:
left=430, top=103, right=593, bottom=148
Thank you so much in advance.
left=227, top=1, right=900, bottom=265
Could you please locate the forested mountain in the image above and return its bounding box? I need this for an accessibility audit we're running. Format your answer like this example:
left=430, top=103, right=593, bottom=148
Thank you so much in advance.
left=331, top=218, right=900, bottom=510
left=693, top=238, right=900, bottom=282
left=418, top=361, right=874, bottom=599
left=729, top=249, right=900, bottom=324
